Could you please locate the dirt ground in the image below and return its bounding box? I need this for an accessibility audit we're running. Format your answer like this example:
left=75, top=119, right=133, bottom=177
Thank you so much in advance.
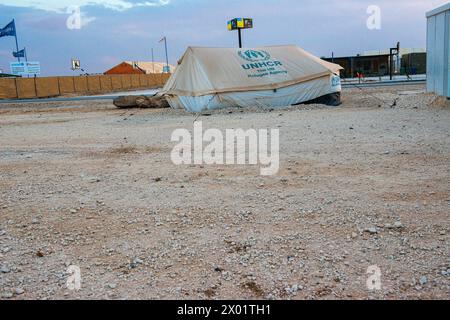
left=0, top=84, right=449, bottom=300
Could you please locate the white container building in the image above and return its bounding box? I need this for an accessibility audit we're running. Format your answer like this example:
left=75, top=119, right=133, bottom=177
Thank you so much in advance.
left=426, top=3, right=450, bottom=98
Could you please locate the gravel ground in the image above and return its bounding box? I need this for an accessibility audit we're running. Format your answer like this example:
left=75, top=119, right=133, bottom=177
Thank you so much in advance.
left=0, top=84, right=449, bottom=300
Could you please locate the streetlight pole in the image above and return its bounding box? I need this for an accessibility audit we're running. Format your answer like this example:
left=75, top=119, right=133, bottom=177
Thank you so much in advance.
left=151, top=48, right=155, bottom=73
left=164, top=37, right=169, bottom=73
left=159, top=36, right=169, bottom=73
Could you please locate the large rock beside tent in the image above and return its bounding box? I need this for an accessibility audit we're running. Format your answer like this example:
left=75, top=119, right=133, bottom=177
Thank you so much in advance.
left=159, top=45, right=344, bottom=112
left=113, top=95, right=170, bottom=109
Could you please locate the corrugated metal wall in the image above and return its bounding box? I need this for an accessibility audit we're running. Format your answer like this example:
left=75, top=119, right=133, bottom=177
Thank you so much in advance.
left=427, top=5, right=450, bottom=97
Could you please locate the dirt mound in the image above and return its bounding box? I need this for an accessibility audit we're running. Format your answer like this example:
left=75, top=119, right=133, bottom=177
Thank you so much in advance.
left=429, top=95, right=450, bottom=108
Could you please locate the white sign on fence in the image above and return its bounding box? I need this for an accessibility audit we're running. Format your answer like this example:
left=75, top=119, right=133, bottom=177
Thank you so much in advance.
left=10, top=61, right=41, bottom=76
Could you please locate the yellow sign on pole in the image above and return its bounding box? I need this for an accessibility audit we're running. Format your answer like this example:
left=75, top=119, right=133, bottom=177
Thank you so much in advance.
left=227, top=18, right=253, bottom=48
left=227, top=18, right=253, bottom=31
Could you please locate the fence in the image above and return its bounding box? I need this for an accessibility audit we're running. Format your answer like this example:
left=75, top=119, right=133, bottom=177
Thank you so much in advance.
left=0, top=73, right=171, bottom=100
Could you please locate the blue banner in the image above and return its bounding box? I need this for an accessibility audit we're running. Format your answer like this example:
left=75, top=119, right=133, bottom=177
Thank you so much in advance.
left=13, top=48, right=25, bottom=58
left=0, top=20, right=16, bottom=38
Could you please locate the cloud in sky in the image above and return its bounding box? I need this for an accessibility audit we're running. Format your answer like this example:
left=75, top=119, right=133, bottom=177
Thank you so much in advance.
left=0, top=0, right=170, bottom=13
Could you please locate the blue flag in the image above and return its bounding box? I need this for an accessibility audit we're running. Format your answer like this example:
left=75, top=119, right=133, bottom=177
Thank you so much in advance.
left=0, top=20, right=16, bottom=38
left=13, top=48, right=25, bottom=58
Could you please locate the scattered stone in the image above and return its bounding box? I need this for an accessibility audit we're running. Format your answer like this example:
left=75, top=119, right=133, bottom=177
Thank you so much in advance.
left=266, top=293, right=276, bottom=300
left=221, top=271, right=233, bottom=281
left=287, top=284, right=302, bottom=294
left=365, top=227, right=378, bottom=234
left=394, top=221, right=404, bottom=229
left=419, top=276, right=428, bottom=286
left=0, top=266, right=11, bottom=273
left=128, top=258, right=144, bottom=269
left=15, top=288, right=25, bottom=295
left=2, top=292, right=13, bottom=299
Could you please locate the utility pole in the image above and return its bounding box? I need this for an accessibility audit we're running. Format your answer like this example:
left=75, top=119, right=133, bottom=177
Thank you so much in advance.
left=389, top=42, right=400, bottom=80
left=164, top=38, right=169, bottom=73
left=159, top=36, right=169, bottom=73
left=151, top=48, right=155, bottom=73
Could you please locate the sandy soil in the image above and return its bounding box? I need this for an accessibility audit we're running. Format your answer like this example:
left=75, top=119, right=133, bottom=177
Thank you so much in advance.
left=0, top=84, right=449, bottom=300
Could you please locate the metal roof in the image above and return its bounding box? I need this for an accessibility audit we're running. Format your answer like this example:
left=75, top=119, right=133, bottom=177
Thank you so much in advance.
left=426, top=2, right=450, bottom=18
left=124, top=61, right=176, bottom=74
left=323, top=54, right=390, bottom=60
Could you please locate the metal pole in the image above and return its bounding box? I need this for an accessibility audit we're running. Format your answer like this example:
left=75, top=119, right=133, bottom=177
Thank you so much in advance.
left=389, top=48, right=393, bottom=80
left=238, top=28, right=242, bottom=48
left=151, top=48, right=155, bottom=73
left=164, top=37, right=169, bottom=73
left=13, top=19, right=20, bottom=63
left=24, top=47, right=27, bottom=62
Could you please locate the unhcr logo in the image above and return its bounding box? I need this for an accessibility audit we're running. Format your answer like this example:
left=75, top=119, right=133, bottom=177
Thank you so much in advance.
left=239, top=49, right=284, bottom=72
left=238, top=50, right=271, bottom=62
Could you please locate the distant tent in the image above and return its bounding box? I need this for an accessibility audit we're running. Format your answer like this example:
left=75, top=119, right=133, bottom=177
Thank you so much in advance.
left=160, top=45, right=343, bottom=112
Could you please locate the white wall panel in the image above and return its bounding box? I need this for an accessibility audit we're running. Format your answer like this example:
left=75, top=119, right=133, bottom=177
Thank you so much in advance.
left=427, top=4, right=450, bottom=97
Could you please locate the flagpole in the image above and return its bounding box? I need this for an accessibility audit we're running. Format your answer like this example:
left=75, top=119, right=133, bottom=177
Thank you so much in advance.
left=13, top=19, right=20, bottom=63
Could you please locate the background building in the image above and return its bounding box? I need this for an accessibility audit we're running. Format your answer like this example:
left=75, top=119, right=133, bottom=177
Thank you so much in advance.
left=105, top=61, right=175, bottom=75
left=323, top=48, right=427, bottom=78
left=322, top=54, right=390, bottom=78
left=401, top=52, right=427, bottom=75
left=426, top=3, right=450, bottom=98
left=365, top=48, right=426, bottom=75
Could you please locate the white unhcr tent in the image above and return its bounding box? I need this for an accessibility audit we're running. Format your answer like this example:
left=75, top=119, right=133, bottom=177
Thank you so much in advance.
left=160, top=45, right=343, bottom=112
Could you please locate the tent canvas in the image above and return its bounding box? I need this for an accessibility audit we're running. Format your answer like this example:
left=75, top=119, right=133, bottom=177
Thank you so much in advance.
left=160, top=45, right=343, bottom=112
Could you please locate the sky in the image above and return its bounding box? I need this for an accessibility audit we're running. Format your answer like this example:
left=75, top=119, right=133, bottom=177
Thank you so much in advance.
left=0, top=0, right=448, bottom=76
